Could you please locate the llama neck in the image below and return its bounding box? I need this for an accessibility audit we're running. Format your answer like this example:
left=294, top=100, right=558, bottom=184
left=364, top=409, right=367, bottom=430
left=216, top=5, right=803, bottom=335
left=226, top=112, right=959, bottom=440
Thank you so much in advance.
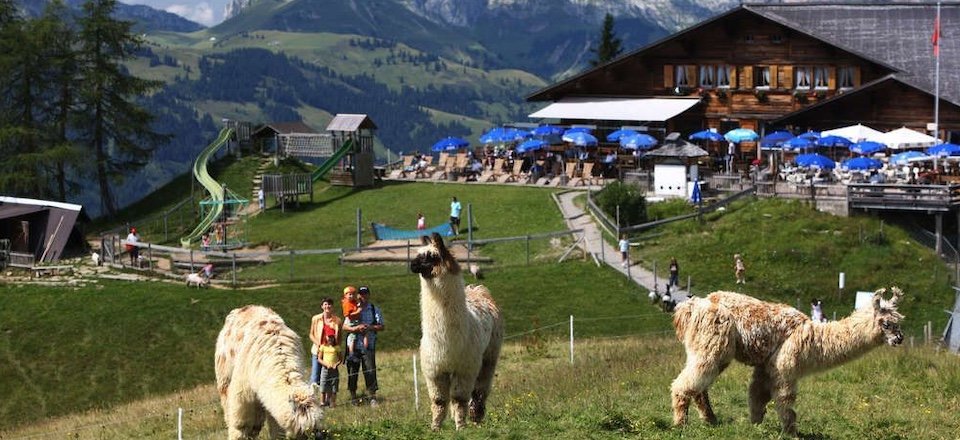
left=258, top=378, right=315, bottom=432
left=798, top=313, right=883, bottom=371
left=420, top=273, right=468, bottom=325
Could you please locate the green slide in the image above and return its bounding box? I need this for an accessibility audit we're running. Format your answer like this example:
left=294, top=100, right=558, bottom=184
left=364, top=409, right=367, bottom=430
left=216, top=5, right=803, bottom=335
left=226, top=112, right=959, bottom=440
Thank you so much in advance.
left=311, top=138, right=354, bottom=182
left=180, top=127, right=233, bottom=247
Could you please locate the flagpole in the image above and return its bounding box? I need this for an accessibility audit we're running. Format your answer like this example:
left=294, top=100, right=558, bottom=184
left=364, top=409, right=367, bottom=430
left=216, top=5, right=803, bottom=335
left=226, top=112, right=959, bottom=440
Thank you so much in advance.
left=934, top=0, right=941, bottom=140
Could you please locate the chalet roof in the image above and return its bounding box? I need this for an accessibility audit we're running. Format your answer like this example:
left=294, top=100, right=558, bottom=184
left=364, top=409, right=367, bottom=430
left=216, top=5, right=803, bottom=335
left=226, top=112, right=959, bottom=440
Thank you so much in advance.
left=747, top=2, right=960, bottom=106
left=0, top=196, right=83, bottom=263
left=326, top=114, right=377, bottom=132
left=527, top=2, right=958, bottom=106
left=251, top=121, right=317, bottom=138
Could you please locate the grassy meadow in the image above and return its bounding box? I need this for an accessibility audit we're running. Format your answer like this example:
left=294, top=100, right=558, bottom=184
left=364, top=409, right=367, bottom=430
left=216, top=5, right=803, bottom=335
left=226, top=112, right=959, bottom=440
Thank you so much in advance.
left=4, top=161, right=960, bottom=438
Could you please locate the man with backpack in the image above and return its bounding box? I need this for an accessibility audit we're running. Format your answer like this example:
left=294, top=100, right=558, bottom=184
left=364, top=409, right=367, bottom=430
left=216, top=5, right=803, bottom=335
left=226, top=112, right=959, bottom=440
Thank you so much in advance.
left=343, top=286, right=385, bottom=406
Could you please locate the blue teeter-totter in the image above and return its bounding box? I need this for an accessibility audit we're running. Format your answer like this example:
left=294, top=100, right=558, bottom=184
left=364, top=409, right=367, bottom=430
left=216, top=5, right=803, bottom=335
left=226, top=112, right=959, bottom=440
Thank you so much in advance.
left=372, top=222, right=454, bottom=241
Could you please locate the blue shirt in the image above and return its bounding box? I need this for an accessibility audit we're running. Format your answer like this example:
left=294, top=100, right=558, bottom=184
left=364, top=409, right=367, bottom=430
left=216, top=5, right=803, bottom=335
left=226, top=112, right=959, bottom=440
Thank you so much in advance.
left=351, top=302, right=383, bottom=351
left=450, top=200, right=462, bottom=218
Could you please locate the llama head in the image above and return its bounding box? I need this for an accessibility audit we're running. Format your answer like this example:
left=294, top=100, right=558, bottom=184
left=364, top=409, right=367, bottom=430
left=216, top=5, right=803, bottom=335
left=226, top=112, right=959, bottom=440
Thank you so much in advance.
left=871, top=287, right=905, bottom=346
left=410, top=232, right=461, bottom=279
left=286, top=385, right=324, bottom=439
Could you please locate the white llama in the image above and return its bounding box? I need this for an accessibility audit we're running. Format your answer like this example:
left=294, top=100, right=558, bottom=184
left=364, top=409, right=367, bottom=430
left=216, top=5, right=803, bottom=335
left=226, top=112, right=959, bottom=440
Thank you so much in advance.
left=410, top=232, right=504, bottom=430
left=671, top=288, right=905, bottom=436
left=214, top=305, right=323, bottom=439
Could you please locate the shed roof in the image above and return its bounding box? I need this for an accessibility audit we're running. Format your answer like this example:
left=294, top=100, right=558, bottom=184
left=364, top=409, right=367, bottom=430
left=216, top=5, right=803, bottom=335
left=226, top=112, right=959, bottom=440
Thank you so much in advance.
left=326, top=114, right=377, bottom=132
left=251, top=121, right=317, bottom=138
left=647, top=140, right=709, bottom=158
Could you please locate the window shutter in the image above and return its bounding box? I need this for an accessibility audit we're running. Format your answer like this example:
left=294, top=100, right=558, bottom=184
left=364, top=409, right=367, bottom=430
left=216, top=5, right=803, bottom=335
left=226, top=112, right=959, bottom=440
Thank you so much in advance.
left=664, top=65, right=674, bottom=88
left=769, top=64, right=779, bottom=88
left=743, top=66, right=753, bottom=89
left=685, top=65, right=697, bottom=87
left=827, top=67, right=837, bottom=89
left=782, top=66, right=794, bottom=89
left=852, top=67, right=861, bottom=87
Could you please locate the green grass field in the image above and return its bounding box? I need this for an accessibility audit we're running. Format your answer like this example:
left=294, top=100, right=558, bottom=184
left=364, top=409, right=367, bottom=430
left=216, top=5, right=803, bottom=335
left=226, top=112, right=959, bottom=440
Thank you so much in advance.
left=3, top=161, right=959, bottom=437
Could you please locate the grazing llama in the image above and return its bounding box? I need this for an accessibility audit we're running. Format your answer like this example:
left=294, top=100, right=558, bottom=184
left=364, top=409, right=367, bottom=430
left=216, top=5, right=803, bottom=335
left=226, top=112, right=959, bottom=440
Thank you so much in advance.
left=215, top=305, right=323, bottom=439
left=410, top=232, right=504, bottom=430
left=670, top=288, right=905, bottom=436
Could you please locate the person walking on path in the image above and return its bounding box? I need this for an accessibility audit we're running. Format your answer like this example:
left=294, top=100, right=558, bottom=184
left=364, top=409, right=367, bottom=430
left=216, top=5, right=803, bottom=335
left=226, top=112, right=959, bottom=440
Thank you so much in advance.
left=668, top=257, right=680, bottom=288
left=125, top=227, right=140, bottom=266
left=618, top=234, right=630, bottom=267
left=343, top=286, right=384, bottom=406
left=257, top=187, right=265, bottom=211
left=449, top=196, right=462, bottom=235
left=734, top=254, right=746, bottom=284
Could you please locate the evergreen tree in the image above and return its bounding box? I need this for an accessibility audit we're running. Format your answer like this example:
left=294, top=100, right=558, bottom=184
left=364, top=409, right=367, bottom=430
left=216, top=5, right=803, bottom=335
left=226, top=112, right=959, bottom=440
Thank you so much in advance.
left=590, top=13, right=623, bottom=67
left=75, top=0, right=167, bottom=217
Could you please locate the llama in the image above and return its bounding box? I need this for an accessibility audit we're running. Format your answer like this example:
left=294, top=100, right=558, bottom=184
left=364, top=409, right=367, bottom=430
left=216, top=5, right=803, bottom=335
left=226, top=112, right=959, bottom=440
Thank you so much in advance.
left=214, top=305, right=323, bottom=440
left=670, top=288, right=905, bottom=436
left=410, top=232, right=504, bottom=430
left=185, top=272, right=208, bottom=288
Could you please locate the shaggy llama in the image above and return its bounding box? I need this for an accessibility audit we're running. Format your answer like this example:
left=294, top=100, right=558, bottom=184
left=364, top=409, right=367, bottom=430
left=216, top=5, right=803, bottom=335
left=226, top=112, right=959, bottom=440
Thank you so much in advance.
left=671, top=288, right=904, bottom=436
left=215, top=305, right=323, bottom=439
left=410, top=232, right=504, bottom=430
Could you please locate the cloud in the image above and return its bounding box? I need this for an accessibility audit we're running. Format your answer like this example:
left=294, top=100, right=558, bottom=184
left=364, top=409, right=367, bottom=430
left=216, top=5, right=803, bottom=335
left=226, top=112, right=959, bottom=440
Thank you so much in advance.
left=165, top=2, right=217, bottom=26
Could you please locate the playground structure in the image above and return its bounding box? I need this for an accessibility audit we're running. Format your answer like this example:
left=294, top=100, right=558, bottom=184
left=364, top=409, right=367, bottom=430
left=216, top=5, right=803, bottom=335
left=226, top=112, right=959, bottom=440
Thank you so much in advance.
left=180, top=127, right=243, bottom=248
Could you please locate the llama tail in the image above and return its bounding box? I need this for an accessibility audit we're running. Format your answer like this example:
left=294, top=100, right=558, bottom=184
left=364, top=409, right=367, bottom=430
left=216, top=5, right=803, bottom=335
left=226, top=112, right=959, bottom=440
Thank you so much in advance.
left=672, top=299, right=694, bottom=341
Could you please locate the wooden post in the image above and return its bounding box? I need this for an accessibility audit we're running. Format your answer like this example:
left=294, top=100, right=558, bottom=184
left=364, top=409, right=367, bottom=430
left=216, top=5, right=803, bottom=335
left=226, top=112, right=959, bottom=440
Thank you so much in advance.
left=232, top=253, right=237, bottom=287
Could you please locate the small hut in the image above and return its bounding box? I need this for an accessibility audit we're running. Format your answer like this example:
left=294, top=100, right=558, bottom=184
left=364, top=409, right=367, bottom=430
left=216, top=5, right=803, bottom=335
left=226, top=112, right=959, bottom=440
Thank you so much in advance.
left=646, top=137, right=710, bottom=199
left=325, top=114, right=378, bottom=187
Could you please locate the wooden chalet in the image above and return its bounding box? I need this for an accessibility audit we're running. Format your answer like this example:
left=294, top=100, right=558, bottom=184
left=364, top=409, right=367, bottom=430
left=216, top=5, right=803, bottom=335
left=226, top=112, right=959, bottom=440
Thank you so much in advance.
left=527, top=2, right=960, bottom=159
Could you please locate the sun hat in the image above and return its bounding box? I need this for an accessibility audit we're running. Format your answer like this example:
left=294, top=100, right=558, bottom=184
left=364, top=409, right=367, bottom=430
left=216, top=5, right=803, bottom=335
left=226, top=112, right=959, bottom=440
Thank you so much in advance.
left=343, top=285, right=357, bottom=295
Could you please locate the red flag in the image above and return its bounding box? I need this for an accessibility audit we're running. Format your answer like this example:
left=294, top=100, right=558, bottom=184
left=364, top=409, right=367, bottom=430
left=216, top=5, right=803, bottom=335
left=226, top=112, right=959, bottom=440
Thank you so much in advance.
left=933, top=15, right=941, bottom=57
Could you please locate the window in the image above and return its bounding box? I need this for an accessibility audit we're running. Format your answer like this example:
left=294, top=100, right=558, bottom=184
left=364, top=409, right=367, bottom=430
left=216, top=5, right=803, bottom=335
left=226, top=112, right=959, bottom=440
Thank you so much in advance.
left=754, top=66, right=770, bottom=88
left=838, top=66, right=855, bottom=89
left=771, top=35, right=784, bottom=44
left=814, top=66, right=829, bottom=89
left=675, top=65, right=690, bottom=87
left=795, top=66, right=811, bottom=89
left=717, top=64, right=733, bottom=88
left=699, top=65, right=715, bottom=88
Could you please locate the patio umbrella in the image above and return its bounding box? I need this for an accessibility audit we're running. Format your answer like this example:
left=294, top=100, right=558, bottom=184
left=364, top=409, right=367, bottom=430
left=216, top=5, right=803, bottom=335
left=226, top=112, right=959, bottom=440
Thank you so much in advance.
left=432, top=136, right=469, bottom=152
left=849, top=141, right=886, bottom=155
left=890, top=151, right=931, bottom=165
left=689, top=129, right=725, bottom=142
left=926, top=143, right=960, bottom=157
left=821, top=123, right=884, bottom=142
left=760, top=130, right=794, bottom=148
left=795, top=153, right=836, bottom=169
left=517, top=138, right=548, bottom=154
left=561, top=127, right=592, bottom=142
left=797, top=131, right=821, bottom=141
left=480, top=127, right=527, bottom=144
left=841, top=157, right=883, bottom=171
left=817, top=135, right=852, bottom=148
left=782, top=137, right=815, bottom=152
left=530, top=124, right=564, bottom=137
left=620, top=133, right=657, bottom=150
left=564, top=131, right=598, bottom=147
left=606, top=129, right=639, bottom=142
left=724, top=128, right=759, bottom=143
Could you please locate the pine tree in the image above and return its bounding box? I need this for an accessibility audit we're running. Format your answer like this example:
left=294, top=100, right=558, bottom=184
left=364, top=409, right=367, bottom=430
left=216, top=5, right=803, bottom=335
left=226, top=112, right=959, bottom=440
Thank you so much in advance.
left=75, top=0, right=168, bottom=217
left=590, top=13, right=623, bottom=67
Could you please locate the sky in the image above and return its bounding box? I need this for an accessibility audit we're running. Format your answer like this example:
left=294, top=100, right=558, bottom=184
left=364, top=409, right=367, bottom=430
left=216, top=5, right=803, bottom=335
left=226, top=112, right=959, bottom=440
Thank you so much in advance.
left=121, top=0, right=229, bottom=27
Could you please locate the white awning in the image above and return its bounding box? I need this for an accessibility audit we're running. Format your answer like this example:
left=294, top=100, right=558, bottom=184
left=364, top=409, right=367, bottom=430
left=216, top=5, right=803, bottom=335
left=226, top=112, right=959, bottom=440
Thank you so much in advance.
left=528, top=97, right=701, bottom=122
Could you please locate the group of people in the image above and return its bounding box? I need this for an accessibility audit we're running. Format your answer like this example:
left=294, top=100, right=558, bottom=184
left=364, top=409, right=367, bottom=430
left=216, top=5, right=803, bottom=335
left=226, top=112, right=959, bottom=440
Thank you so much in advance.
left=309, top=285, right=385, bottom=407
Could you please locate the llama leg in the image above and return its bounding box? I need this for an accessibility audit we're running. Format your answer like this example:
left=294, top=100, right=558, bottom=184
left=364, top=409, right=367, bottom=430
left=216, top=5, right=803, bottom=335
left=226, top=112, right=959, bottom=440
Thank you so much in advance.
left=226, top=397, right=265, bottom=440
left=748, top=367, right=773, bottom=424
left=774, top=382, right=799, bottom=436
left=426, top=373, right=451, bottom=431
left=693, top=391, right=717, bottom=425
left=469, top=350, right=501, bottom=424
left=265, top=414, right=283, bottom=440
left=450, top=375, right=475, bottom=430
left=672, top=356, right=725, bottom=426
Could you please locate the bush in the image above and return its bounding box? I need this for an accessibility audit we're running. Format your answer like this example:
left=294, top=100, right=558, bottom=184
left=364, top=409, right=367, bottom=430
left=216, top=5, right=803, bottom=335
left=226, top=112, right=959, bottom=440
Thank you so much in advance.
left=595, top=181, right=646, bottom=227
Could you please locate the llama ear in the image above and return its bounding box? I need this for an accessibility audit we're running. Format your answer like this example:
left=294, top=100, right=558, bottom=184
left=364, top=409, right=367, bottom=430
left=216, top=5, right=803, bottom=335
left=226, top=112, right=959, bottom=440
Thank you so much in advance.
left=872, top=288, right=886, bottom=310
left=421, top=234, right=431, bottom=245
left=431, top=232, right=445, bottom=248
left=888, top=286, right=903, bottom=308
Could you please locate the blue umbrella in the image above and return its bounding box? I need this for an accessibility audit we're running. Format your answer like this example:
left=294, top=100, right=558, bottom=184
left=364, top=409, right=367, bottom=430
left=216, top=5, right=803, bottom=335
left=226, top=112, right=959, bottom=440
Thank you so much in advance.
left=606, top=129, right=639, bottom=142
left=782, top=137, right=815, bottom=151
left=760, top=130, right=794, bottom=148
left=817, top=135, right=852, bottom=148
left=689, top=129, right=725, bottom=142
left=724, top=128, right=759, bottom=143
left=620, top=133, right=657, bottom=150
left=561, top=127, right=592, bottom=142
left=517, top=139, right=548, bottom=154
left=926, top=143, right=960, bottom=157
left=890, top=151, right=931, bottom=165
left=798, top=131, right=821, bottom=141
left=841, top=157, right=883, bottom=171
left=795, top=153, right=836, bottom=169
left=432, top=136, right=469, bottom=152
left=480, top=127, right=527, bottom=144
left=564, top=131, right=598, bottom=147
left=530, top=125, right=564, bottom=137
left=849, top=141, right=886, bottom=155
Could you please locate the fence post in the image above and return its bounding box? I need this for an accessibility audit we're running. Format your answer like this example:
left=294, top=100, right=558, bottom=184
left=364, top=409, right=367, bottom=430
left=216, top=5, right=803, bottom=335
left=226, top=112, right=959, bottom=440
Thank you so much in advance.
left=653, top=261, right=658, bottom=293
left=178, top=407, right=183, bottom=440
left=467, top=204, right=473, bottom=250
left=412, top=354, right=419, bottom=412
left=569, top=315, right=574, bottom=365
left=232, top=253, right=237, bottom=287
left=599, top=230, right=604, bottom=262
left=356, top=208, right=362, bottom=249
left=164, top=217, right=168, bottom=242
left=525, top=235, right=530, bottom=265
left=189, top=249, right=195, bottom=273
left=289, top=250, right=295, bottom=282
left=148, top=244, right=153, bottom=271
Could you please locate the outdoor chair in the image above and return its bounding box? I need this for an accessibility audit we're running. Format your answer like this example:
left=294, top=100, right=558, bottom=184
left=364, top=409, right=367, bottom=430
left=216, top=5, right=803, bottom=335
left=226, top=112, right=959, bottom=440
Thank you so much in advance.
left=389, top=155, right=415, bottom=179
left=569, top=162, right=594, bottom=187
